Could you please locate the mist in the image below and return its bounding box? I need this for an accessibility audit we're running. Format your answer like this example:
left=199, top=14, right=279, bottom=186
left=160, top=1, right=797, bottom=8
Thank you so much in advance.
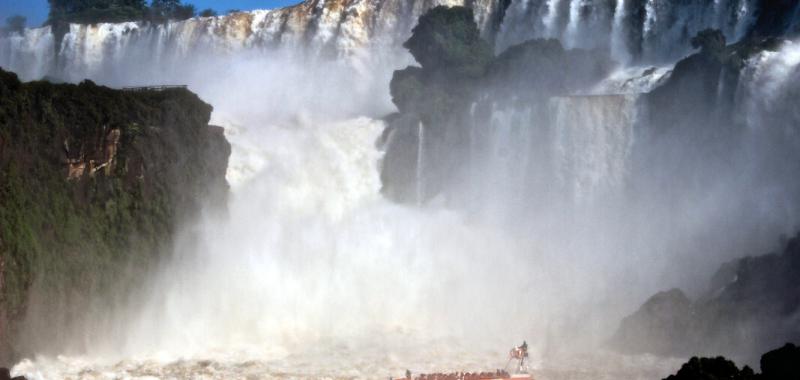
left=2, top=1, right=800, bottom=379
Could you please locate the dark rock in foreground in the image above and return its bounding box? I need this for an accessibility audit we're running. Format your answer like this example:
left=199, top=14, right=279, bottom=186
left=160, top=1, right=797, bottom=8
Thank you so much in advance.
left=663, top=343, right=800, bottom=380
left=0, top=367, right=26, bottom=380
left=664, top=356, right=757, bottom=380
left=760, top=343, right=800, bottom=380
left=612, top=289, right=694, bottom=356
left=612, top=232, right=800, bottom=362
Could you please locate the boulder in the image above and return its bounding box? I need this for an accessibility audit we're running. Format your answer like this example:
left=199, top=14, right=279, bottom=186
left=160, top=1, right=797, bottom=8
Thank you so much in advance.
left=0, top=368, right=27, bottom=380
left=662, top=357, right=757, bottom=380
left=610, top=288, right=693, bottom=356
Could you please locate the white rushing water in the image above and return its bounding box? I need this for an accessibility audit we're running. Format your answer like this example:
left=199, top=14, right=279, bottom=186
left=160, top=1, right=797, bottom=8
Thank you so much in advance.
left=3, top=1, right=800, bottom=379
left=10, top=109, right=682, bottom=379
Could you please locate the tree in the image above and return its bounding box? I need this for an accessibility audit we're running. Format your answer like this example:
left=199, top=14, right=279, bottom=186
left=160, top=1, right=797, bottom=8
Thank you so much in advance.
left=150, top=0, right=196, bottom=21
left=150, top=0, right=180, bottom=16
left=151, top=0, right=180, bottom=11
left=199, top=8, right=217, bottom=17
left=4, top=15, right=26, bottom=35
left=173, top=4, right=196, bottom=20
left=118, top=0, right=147, bottom=8
left=47, top=0, right=148, bottom=24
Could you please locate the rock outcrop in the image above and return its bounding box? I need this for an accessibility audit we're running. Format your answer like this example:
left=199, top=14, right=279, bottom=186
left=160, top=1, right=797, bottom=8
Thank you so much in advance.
left=380, top=6, right=614, bottom=204
left=0, top=69, right=230, bottom=365
left=662, top=343, right=800, bottom=380
left=611, top=232, right=800, bottom=363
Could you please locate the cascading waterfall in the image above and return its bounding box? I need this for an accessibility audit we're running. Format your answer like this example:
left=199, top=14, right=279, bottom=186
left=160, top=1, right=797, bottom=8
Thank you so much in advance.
left=610, top=0, right=628, bottom=64
left=0, top=0, right=500, bottom=83
left=543, top=0, right=561, bottom=38
left=549, top=95, right=635, bottom=205
left=3, top=0, right=796, bottom=82
left=564, top=0, right=582, bottom=49
left=417, top=121, right=426, bottom=204
left=0, top=27, right=55, bottom=80
left=3, top=0, right=800, bottom=379
left=643, top=0, right=656, bottom=39
left=494, top=0, right=798, bottom=61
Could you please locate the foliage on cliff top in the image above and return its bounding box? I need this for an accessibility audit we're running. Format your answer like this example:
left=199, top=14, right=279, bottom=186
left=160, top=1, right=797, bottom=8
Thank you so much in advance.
left=47, top=0, right=199, bottom=26
left=390, top=6, right=494, bottom=119
left=0, top=68, right=229, bottom=364
left=403, top=6, right=493, bottom=79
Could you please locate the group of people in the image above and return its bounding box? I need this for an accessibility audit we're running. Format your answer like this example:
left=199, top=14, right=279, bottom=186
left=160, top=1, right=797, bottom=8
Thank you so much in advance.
left=405, top=370, right=511, bottom=380
left=399, top=342, right=529, bottom=380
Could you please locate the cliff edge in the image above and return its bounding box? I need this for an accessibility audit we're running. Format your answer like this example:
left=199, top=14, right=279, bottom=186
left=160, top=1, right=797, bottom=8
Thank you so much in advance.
left=0, top=69, right=230, bottom=365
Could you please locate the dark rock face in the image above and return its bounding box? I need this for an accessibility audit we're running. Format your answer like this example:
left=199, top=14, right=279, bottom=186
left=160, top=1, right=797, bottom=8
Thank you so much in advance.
left=382, top=6, right=491, bottom=202
left=381, top=6, right=613, bottom=203
left=0, top=69, right=231, bottom=365
left=662, top=343, right=800, bottom=380
left=488, top=38, right=613, bottom=102
left=612, top=233, right=800, bottom=362
left=0, top=367, right=26, bottom=380
left=612, top=289, right=694, bottom=356
left=642, top=33, right=781, bottom=140
left=760, top=343, right=800, bottom=380
left=663, top=356, right=758, bottom=380
left=749, top=0, right=800, bottom=38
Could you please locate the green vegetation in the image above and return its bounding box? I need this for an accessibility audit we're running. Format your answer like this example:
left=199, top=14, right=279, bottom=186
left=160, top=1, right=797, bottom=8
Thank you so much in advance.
left=149, top=0, right=196, bottom=22
left=390, top=6, right=492, bottom=121
left=0, top=69, right=230, bottom=364
left=47, top=0, right=202, bottom=25
left=199, top=8, right=217, bottom=18
left=402, top=6, right=493, bottom=79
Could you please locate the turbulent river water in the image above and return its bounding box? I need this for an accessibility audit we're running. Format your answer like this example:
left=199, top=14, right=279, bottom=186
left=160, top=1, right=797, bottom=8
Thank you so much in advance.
left=2, top=0, right=800, bottom=379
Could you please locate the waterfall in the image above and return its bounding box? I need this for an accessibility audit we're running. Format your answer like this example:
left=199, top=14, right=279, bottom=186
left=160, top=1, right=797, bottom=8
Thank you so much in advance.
left=643, top=0, right=657, bottom=40
left=1, top=0, right=784, bottom=81
left=0, top=0, right=500, bottom=84
left=544, top=0, right=561, bottom=38
left=564, top=0, right=582, bottom=49
left=4, top=1, right=800, bottom=378
left=549, top=95, right=636, bottom=205
left=416, top=121, right=426, bottom=204
left=0, top=27, right=55, bottom=80
left=610, top=0, right=629, bottom=64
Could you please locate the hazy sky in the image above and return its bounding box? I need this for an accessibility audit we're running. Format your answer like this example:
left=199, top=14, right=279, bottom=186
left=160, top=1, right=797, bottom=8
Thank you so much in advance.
left=0, top=0, right=300, bottom=27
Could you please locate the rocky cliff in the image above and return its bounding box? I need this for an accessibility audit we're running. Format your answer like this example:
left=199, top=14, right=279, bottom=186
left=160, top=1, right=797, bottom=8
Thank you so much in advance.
left=0, top=69, right=230, bottom=365
left=380, top=6, right=615, bottom=205
left=611, top=232, right=800, bottom=364
left=661, top=343, right=800, bottom=380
